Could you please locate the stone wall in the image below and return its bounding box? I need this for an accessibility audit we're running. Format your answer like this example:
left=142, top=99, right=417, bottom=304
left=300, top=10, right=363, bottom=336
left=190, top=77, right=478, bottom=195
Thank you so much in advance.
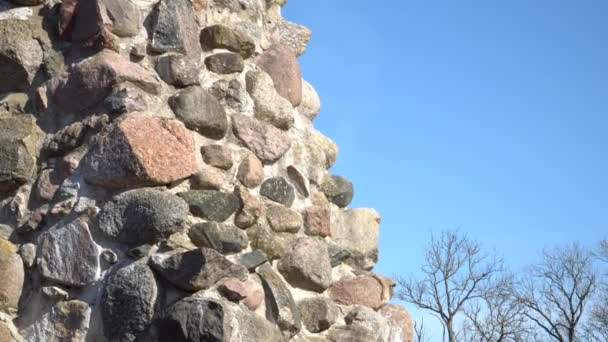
left=0, top=0, right=414, bottom=341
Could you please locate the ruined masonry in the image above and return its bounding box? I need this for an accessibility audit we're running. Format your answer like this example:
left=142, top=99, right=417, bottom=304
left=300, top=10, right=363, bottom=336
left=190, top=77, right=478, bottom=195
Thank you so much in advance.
left=0, top=0, right=414, bottom=341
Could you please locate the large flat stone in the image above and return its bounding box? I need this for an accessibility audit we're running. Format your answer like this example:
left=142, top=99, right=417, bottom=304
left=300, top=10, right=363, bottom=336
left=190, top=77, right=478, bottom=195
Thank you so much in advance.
left=84, top=114, right=196, bottom=189
left=149, top=248, right=248, bottom=292
left=97, top=188, right=189, bottom=246
left=102, top=261, right=157, bottom=342
left=330, top=208, right=380, bottom=270
left=232, top=114, right=291, bottom=164
left=37, top=220, right=99, bottom=287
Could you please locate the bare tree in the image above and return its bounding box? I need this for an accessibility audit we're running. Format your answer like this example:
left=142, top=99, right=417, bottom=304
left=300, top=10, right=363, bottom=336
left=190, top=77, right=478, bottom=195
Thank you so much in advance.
left=514, top=243, right=597, bottom=342
left=414, top=319, right=429, bottom=342
left=462, top=274, right=531, bottom=342
left=396, top=230, right=503, bottom=342
left=584, top=240, right=608, bottom=341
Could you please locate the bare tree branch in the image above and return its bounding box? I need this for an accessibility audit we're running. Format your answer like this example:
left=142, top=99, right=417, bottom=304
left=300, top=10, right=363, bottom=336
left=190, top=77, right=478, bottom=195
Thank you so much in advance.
left=396, top=230, right=503, bottom=342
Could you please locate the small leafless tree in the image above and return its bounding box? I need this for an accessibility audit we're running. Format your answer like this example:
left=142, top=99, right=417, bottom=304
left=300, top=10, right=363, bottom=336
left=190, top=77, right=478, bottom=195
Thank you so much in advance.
left=584, top=240, right=608, bottom=341
left=461, top=274, right=531, bottom=342
left=514, top=243, right=597, bottom=342
left=414, top=319, right=429, bottom=342
left=396, top=230, right=503, bottom=342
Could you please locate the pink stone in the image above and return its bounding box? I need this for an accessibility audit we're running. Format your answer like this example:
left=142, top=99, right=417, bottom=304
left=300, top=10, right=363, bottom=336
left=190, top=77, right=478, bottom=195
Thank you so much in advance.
left=237, top=153, right=264, bottom=188
left=218, top=278, right=248, bottom=302
left=304, top=206, right=331, bottom=238
left=329, top=273, right=393, bottom=310
left=379, top=304, right=415, bottom=342
left=232, top=114, right=291, bottom=164
left=84, top=114, right=197, bottom=189
left=256, top=44, right=302, bottom=107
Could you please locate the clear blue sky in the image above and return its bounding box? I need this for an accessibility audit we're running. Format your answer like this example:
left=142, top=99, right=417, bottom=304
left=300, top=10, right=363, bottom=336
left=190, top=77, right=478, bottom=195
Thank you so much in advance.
left=284, top=0, right=608, bottom=338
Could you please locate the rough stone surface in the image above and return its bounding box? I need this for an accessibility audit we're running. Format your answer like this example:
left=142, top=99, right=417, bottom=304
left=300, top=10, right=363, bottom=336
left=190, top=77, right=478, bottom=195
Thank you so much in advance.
left=345, top=306, right=390, bottom=342
left=169, top=86, right=228, bottom=140
left=239, top=250, right=268, bottom=271
left=257, top=263, right=301, bottom=338
left=188, top=222, right=248, bottom=254
left=157, top=297, right=225, bottom=342
left=299, top=80, right=321, bottom=121
left=278, top=237, right=332, bottom=292
left=201, top=145, right=233, bottom=170
left=247, top=222, right=295, bottom=260
left=23, top=300, right=91, bottom=342
left=246, top=70, right=294, bottom=130
left=205, top=52, right=245, bottom=74
left=155, top=53, right=200, bottom=88
left=328, top=273, right=393, bottom=310
left=51, top=51, right=161, bottom=112
left=0, top=114, right=40, bottom=195
left=190, top=165, right=226, bottom=190
left=379, top=304, right=415, bottom=342
left=149, top=0, right=200, bottom=56
left=0, top=20, right=43, bottom=94
left=100, top=0, right=141, bottom=37
left=0, top=239, right=24, bottom=313
left=237, top=153, right=264, bottom=188
left=260, top=177, right=295, bottom=207
left=178, top=190, right=240, bottom=222
left=58, top=0, right=102, bottom=43
left=84, top=114, right=196, bottom=189
left=102, top=262, right=157, bottom=342
left=256, top=44, right=302, bottom=107
left=297, top=297, right=339, bottom=333
left=234, top=186, right=264, bottom=228
left=200, top=25, right=256, bottom=58
left=271, top=20, right=312, bottom=56
left=266, top=204, right=302, bottom=233
left=0, top=318, right=20, bottom=342
left=320, top=174, right=354, bottom=208
left=97, top=188, right=189, bottom=246
left=149, top=248, right=247, bottom=291
left=304, top=205, right=331, bottom=238
left=103, top=86, right=147, bottom=115
left=37, top=220, right=99, bottom=287
left=19, top=243, right=36, bottom=268
left=330, top=208, right=380, bottom=270
left=209, top=79, right=248, bottom=112
left=232, top=114, right=291, bottom=164
left=327, top=325, right=377, bottom=342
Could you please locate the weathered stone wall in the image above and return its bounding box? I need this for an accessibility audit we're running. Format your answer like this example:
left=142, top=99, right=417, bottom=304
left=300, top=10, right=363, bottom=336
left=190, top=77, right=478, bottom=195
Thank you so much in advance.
left=0, top=0, right=414, bottom=341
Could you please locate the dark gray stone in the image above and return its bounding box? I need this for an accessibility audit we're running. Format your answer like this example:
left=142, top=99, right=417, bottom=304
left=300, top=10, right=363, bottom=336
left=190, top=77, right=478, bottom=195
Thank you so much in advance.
left=200, top=25, right=255, bottom=58
left=149, top=0, right=200, bottom=56
left=278, top=237, right=332, bottom=292
left=239, top=250, right=268, bottom=271
left=37, top=220, right=99, bottom=288
left=188, top=222, right=248, bottom=254
left=128, top=244, right=153, bottom=259
left=205, top=52, right=245, bottom=74
left=260, top=177, right=295, bottom=207
left=297, top=297, right=339, bottom=333
left=178, top=190, right=240, bottom=222
left=320, top=174, right=354, bottom=208
left=155, top=53, right=200, bottom=88
left=102, top=262, right=157, bottom=342
left=257, top=263, right=301, bottom=338
left=97, top=188, right=189, bottom=246
left=169, top=86, right=228, bottom=140
left=157, top=297, right=225, bottom=342
left=239, top=249, right=268, bottom=271
left=22, top=300, right=92, bottom=341
left=149, top=248, right=248, bottom=292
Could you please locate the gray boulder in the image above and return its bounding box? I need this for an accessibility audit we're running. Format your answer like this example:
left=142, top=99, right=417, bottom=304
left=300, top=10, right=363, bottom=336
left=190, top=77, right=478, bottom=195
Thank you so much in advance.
left=102, top=262, right=158, bottom=342
left=0, top=114, right=41, bottom=196
left=260, top=177, right=295, bottom=207
left=0, top=20, right=43, bottom=94
left=97, top=188, right=189, bottom=246
left=149, top=248, right=248, bottom=291
left=257, top=263, right=301, bottom=338
left=330, top=208, right=380, bottom=270
left=169, top=86, right=228, bottom=140
left=297, top=297, right=339, bottom=333
left=188, top=222, right=248, bottom=254
left=278, top=237, right=332, bottom=292
left=178, top=190, right=240, bottom=222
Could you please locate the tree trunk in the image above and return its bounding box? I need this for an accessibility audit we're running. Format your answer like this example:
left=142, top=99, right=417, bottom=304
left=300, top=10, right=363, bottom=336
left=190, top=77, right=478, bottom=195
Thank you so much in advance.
left=447, top=320, right=456, bottom=342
